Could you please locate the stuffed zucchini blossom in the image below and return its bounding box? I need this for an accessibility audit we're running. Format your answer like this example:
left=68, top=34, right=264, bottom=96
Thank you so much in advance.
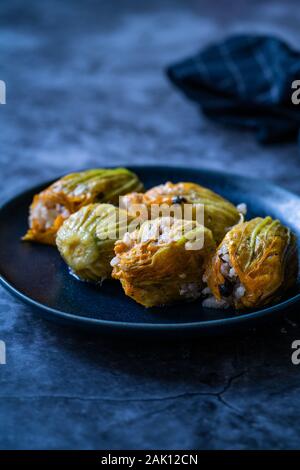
left=203, top=217, right=298, bottom=309
left=23, top=168, right=143, bottom=245
left=111, top=216, right=216, bottom=307
left=56, top=203, right=132, bottom=282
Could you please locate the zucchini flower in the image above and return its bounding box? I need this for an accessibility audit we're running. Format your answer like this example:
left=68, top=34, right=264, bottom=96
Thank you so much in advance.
left=23, top=168, right=143, bottom=245
left=120, top=181, right=241, bottom=244
left=56, top=203, right=132, bottom=282
left=203, top=217, right=298, bottom=309
left=111, top=216, right=215, bottom=307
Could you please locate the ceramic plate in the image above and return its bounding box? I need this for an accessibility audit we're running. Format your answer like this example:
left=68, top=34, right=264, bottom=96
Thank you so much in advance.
left=0, top=165, right=299, bottom=336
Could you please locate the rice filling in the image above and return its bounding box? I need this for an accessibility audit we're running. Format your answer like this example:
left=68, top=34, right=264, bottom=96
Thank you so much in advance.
left=202, top=243, right=246, bottom=309
left=179, top=282, right=202, bottom=300
left=30, top=201, right=70, bottom=230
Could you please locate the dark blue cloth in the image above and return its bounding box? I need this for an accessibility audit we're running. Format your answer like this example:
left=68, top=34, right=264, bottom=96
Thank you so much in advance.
left=167, top=35, right=300, bottom=143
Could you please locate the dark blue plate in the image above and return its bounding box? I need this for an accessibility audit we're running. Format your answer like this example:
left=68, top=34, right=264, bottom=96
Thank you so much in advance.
left=0, top=165, right=299, bottom=336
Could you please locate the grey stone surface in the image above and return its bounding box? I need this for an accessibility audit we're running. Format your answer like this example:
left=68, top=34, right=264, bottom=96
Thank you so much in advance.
left=1, top=0, right=300, bottom=449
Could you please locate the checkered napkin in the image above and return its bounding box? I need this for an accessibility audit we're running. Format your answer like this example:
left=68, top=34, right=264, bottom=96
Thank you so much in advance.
left=167, top=35, right=300, bottom=143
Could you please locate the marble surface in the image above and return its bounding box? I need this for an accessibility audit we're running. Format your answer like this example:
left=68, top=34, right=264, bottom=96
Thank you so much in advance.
left=1, top=0, right=300, bottom=449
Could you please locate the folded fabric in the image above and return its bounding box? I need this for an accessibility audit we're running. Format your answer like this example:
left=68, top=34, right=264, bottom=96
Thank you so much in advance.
left=166, top=35, right=300, bottom=143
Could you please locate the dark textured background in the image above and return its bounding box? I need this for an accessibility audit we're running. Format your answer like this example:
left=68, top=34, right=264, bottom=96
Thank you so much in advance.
left=1, top=0, right=300, bottom=449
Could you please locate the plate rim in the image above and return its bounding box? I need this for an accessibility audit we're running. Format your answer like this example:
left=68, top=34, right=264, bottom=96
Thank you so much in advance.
left=0, top=164, right=299, bottom=332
